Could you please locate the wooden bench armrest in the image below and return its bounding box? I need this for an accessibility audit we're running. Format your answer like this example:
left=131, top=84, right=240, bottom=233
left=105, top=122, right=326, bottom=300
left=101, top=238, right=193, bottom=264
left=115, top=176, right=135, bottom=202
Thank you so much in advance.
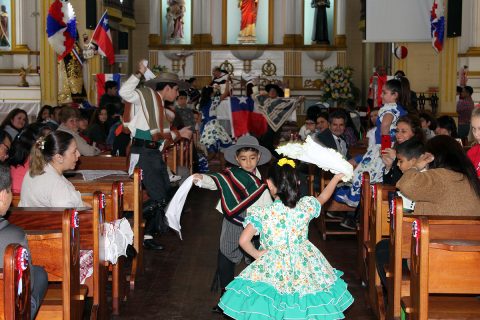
left=384, top=264, right=392, bottom=278
left=400, top=296, right=413, bottom=314
left=26, top=230, right=62, bottom=240
left=430, top=239, right=480, bottom=252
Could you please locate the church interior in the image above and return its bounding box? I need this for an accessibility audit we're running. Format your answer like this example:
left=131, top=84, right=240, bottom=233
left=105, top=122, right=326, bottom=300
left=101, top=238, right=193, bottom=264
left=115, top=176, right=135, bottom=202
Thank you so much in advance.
left=0, top=0, right=480, bottom=319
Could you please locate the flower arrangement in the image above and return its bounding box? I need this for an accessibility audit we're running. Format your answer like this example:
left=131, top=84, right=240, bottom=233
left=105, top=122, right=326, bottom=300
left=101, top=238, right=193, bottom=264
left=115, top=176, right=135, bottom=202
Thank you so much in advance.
left=151, top=65, right=169, bottom=76
left=318, top=66, right=354, bottom=104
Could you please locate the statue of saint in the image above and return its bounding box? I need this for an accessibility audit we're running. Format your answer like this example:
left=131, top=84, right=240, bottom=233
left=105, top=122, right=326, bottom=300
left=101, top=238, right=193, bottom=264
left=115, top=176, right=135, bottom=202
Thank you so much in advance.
left=238, top=0, right=258, bottom=42
left=311, top=0, right=330, bottom=44
left=166, top=0, right=185, bottom=40
left=0, top=5, right=9, bottom=47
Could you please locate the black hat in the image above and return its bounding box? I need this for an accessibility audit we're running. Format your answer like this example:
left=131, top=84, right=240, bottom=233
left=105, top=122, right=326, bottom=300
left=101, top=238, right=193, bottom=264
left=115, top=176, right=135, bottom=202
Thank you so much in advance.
left=265, top=84, right=284, bottom=98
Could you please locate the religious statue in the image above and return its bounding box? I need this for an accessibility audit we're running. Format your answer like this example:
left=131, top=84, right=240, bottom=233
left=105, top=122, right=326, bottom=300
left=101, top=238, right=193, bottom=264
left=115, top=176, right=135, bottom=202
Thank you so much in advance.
left=166, top=0, right=185, bottom=41
left=18, top=66, right=30, bottom=87
left=311, top=0, right=330, bottom=44
left=238, top=0, right=258, bottom=43
left=0, top=5, right=9, bottom=47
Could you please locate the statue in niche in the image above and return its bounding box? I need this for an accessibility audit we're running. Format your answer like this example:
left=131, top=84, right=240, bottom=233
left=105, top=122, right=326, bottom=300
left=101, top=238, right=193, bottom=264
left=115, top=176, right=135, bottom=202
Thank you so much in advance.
left=0, top=4, right=9, bottom=47
left=238, top=0, right=258, bottom=43
left=166, top=0, right=185, bottom=41
left=311, top=0, right=330, bottom=44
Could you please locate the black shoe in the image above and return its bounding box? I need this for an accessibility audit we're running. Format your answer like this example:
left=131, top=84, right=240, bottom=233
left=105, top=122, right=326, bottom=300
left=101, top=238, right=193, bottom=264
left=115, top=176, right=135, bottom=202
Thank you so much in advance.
left=340, top=218, right=357, bottom=230
left=326, top=211, right=345, bottom=219
left=211, top=305, right=223, bottom=314
left=143, top=239, right=164, bottom=250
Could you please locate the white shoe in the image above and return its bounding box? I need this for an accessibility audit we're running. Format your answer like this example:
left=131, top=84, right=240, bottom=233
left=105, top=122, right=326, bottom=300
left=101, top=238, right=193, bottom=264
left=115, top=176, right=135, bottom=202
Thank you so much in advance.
left=169, top=174, right=181, bottom=182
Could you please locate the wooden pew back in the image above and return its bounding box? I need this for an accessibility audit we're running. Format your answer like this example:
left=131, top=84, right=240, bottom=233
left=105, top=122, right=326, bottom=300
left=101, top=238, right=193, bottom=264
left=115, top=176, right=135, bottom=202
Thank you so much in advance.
left=358, top=172, right=371, bottom=285
left=76, top=156, right=128, bottom=171
left=408, top=216, right=480, bottom=320
left=367, top=183, right=395, bottom=317
left=0, top=243, right=31, bottom=320
left=9, top=200, right=106, bottom=320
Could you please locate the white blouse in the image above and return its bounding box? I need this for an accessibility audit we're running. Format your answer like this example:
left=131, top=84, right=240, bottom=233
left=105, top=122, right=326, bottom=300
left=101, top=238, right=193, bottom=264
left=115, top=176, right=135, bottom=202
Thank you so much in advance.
left=19, top=164, right=84, bottom=208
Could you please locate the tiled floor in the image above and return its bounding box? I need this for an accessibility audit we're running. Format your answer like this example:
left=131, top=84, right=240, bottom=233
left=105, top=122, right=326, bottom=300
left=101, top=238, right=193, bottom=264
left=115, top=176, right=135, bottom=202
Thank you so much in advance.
left=115, top=187, right=376, bottom=319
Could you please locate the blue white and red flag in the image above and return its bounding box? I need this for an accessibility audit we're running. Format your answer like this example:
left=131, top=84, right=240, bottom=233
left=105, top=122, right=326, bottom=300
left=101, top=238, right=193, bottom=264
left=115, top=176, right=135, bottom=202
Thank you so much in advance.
left=430, top=0, right=445, bottom=53
left=46, top=0, right=77, bottom=61
left=92, top=11, right=115, bottom=65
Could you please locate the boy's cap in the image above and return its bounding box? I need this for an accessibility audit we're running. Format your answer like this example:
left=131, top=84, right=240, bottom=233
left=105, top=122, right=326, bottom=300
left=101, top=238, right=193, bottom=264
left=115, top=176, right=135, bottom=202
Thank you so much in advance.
left=223, top=135, right=272, bottom=166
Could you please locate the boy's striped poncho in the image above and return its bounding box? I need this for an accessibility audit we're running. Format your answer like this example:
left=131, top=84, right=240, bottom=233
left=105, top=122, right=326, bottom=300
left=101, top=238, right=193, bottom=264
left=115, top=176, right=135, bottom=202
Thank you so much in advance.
left=209, top=167, right=267, bottom=225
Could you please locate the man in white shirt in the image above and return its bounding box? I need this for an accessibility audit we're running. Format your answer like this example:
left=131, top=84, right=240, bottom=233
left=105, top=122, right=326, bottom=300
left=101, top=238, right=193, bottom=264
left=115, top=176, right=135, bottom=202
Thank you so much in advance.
left=120, top=61, right=192, bottom=250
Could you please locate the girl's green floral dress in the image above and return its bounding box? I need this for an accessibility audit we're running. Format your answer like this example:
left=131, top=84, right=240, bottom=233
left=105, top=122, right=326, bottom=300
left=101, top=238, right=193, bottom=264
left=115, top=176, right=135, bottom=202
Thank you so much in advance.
left=219, top=196, right=354, bottom=319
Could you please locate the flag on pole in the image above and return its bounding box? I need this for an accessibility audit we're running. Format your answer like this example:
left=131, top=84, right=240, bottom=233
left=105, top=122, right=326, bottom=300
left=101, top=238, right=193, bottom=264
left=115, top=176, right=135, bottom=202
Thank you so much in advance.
left=96, top=73, right=121, bottom=106
left=430, top=0, right=445, bottom=53
left=91, top=11, right=115, bottom=64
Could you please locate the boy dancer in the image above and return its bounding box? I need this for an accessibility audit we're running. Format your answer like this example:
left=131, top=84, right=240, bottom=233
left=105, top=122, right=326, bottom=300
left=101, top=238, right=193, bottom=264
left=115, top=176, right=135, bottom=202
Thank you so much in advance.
left=193, top=135, right=272, bottom=313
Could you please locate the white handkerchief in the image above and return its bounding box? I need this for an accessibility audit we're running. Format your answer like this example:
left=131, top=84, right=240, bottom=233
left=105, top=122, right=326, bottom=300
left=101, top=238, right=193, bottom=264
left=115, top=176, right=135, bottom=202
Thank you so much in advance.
left=276, top=136, right=353, bottom=182
left=128, top=153, right=140, bottom=176
left=144, top=68, right=156, bottom=81
left=165, top=176, right=199, bottom=240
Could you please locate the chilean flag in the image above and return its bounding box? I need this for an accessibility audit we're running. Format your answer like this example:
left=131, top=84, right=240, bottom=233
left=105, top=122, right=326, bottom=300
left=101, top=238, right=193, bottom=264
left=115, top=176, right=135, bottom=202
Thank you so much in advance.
left=92, top=11, right=115, bottom=64
left=96, top=73, right=121, bottom=106
left=430, top=0, right=445, bottom=53
left=230, top=96, right=267, bottom=138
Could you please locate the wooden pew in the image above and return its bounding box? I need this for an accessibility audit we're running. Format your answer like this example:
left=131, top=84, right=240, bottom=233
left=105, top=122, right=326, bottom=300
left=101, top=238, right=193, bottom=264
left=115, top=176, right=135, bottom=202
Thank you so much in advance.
left=9, top=198, right=106, bottom=320
left=68, top=168, right=144, bottom=290
left=315, top=170, right=357, bottom=240
left=80, top=184, right=127, bottom=315
left=401, top=216, right=480, bottom=320
left=386, top=197, right=415, bottom=320
left=0, top=243, right=31, bottom=320
left=367, top=183, right=396, bottom=320
left=357, top=172, right=371, bottom=285
left=76, top=156, right=128, bottom=171
left=23, top=209, right=86, bottom=319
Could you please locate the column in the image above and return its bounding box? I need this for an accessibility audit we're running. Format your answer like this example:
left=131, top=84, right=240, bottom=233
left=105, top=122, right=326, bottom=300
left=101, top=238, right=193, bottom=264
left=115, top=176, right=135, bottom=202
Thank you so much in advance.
left=40, top=0, right=58, bottom=106
left=335, top=0, right=346, bottom=47
left=192, top=0, right=212, bottom=45
left=193, top=51, right=212, bottom=87
left=284, top=51, right=302, bottom=89
left=283, top=0, right=300, bottom=45
left=466, top=0, right=480, bottom=55
left=438, top=38, right=458, bottom=114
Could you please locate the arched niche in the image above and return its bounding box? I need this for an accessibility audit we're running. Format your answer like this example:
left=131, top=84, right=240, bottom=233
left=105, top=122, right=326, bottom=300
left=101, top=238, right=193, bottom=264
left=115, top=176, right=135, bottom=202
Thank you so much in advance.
left=304, top=0, right=335, bottom=45
left=226, top=0, right=269, bottom=45
left=161, top=0, right=192, bottom=45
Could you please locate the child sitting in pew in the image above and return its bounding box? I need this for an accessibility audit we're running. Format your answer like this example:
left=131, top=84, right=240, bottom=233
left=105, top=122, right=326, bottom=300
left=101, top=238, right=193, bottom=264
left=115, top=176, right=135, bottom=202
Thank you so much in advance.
left=376, top=135, right=480, bottom=299
left=0, top=165, right=48, bottom=318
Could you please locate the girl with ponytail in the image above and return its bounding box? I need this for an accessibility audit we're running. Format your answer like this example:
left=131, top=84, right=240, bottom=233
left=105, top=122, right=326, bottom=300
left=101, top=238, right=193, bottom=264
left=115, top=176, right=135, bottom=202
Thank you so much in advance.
left=19, top=131, right=83, bottom=207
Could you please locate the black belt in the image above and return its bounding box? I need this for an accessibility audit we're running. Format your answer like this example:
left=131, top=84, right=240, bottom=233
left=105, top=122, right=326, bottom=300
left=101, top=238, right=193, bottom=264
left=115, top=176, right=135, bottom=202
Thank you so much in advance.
left=132, top=138, right=161, bottom=149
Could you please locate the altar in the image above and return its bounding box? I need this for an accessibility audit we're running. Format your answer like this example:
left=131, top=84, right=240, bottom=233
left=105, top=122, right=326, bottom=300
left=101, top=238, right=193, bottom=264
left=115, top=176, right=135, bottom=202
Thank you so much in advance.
left=0, top=84, right=41, bottom=121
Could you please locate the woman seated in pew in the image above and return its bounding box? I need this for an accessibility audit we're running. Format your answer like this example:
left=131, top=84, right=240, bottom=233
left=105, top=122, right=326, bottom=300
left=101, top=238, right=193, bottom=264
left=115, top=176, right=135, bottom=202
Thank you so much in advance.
left=9, top=123, right=51, bottom=194
left=375, top=135, right=480, bottom=300
left=19, top=131, right=133, bottom=263
left=396, top=135, right=480, bottom=216
left=381, top=114, right=425, bottom=185
left=0, top=165, right=48, bottom=318
left=19, top=131, right=84, bottom=207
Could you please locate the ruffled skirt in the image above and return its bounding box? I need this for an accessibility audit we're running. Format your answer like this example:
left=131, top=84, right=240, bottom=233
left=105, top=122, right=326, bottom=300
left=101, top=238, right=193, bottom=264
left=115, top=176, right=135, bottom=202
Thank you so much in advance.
left=219, top=270, right=353, bottom=319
